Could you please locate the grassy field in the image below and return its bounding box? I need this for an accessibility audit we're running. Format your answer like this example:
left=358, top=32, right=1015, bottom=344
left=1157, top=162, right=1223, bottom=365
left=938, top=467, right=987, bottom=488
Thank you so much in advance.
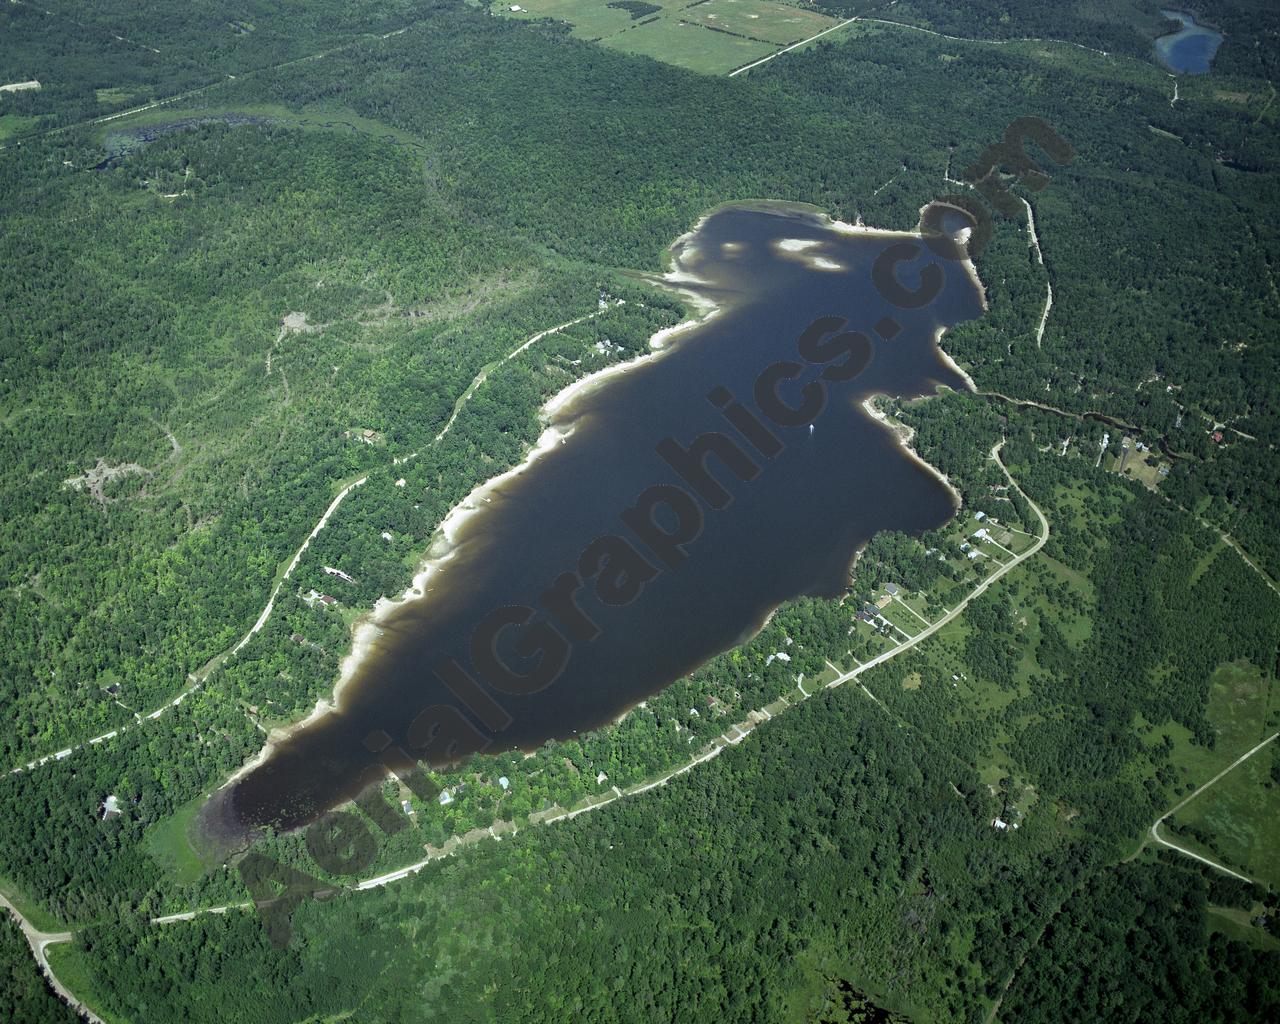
left=876, top=598, right=924, bottom=638
left=498, top=0, right=676, bottom=40
left=0, top=876, right=64, bottom=934
left=1207, top=903, right=1280, bottom=951
left=94, top=86, right=134, bottom=106
left=1170, top=740, right=1279, bottom=887
left=1025, top=552, right=1094, bottom=647
left=1140, top=661, right=1280, bottom=889
left=1113, top=446, right=1170, bottom=490
left=847, top=619, right=896, bottom=659
left=493, top=0, right=815, bottom=74
left=602, top=13, right=778, bottom=72
left=943, top=508, right=1040, bottom=575
left=1160, top=662, right=1279, bottom=788
left=0, top=112, right=35, bottom=141
left=145, top=796, right=210, bottom=886
left=681, top=0, right=838, bottom=46
left=893, top=590, right=934, bottom=622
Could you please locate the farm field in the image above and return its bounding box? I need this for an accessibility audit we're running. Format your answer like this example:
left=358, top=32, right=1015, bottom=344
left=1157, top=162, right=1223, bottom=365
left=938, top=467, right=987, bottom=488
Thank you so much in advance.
left=493, top=0, right=838, bottom=74
left=497, top=0, right=682, bottom=41
left=681, top=0, right=838, bottom=46
left=603, top=14, right=777, bottom=72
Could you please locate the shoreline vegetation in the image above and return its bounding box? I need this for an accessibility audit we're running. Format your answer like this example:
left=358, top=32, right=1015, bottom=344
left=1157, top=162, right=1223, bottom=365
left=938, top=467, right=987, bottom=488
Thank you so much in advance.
left=862, top=393, right=965, bottom=512
left=21, top=419, right=1280, bottom=1021
left=4, top=4, right=1280, bottom=1019
left=224, top=256, right=728, bottom=787
left=219, top=200, right=987, bottom=817
left=131, top=433, right=1041, bottom=919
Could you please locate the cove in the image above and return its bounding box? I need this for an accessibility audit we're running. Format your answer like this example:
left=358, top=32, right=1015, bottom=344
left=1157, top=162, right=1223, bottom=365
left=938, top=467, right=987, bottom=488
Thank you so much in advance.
left=1155, top=9, right=1223, bottom=75
left=200, top=201, right=987, bottom=846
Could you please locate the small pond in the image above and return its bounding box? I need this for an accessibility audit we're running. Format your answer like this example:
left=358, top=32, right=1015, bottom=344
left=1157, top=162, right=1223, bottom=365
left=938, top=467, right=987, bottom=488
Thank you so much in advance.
left=1155, top=9, right=1223, bottom=75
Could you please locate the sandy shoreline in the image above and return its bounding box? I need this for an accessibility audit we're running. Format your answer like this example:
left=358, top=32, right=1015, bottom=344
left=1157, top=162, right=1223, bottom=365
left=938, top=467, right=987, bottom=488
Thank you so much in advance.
left=220, top=198, right=985, bottom=791
left=861, top=395, right=963, bottom=511
left=667, top=197, right=988, bottom=310
left=932, top=325, right=978, bottom=391
left=761, top=199, right=989, bottom=312
left=379, top=264, right=724, bottom=675
left=915, top=201, right=989, bottom=312
left=219, top=244, right=725, bottom=780
left=219, top=690, right=345, bottom=787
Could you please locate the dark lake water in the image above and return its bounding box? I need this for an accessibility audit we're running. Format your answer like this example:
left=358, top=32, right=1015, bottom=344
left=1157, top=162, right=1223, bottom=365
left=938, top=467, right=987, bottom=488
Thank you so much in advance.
left=1155, top=9, right=1223, bottom=74
left=199, top=202, right=986, bottom=847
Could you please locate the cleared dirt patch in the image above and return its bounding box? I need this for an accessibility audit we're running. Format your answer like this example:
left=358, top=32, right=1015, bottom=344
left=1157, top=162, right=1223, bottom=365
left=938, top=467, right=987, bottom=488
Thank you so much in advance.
left=63, top=459, right=150, bottom=503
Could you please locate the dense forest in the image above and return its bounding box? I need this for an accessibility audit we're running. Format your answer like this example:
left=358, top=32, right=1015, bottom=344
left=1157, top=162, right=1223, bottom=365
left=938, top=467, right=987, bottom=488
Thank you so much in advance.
left=0, top=0, right=437, bottom=132
left=71, top=696, right=1117, bottom=1023
left=1002, top=858, right=1280, bottom=1022
left=66, top=510, right=1280, bottom=1023
left=2, top=1, right=1278, bottom=1021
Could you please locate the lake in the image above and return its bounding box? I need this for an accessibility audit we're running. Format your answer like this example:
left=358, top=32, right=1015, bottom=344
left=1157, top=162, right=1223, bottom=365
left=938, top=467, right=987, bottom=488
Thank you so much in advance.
left=200, top=201, right=987, bottom=846
left=1155, top=9, right=1223, bottom=75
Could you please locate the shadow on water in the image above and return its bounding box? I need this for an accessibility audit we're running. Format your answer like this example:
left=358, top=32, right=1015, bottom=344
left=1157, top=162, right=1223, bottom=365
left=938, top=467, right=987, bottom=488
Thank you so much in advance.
left=197, top=200, right=988, bottom=857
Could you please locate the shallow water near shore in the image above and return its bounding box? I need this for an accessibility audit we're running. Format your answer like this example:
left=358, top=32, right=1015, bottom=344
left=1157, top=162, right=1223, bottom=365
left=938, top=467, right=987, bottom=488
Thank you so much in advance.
left=200, top=201, right=986, bottom=848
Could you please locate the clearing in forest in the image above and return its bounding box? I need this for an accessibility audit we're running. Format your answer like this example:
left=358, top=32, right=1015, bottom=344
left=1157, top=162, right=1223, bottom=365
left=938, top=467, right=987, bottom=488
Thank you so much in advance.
left=1163, top=662, right=1280, bottom=886
left=681, top=0, right=837, bottom=47
left=494, top=0, right=836, bottom=75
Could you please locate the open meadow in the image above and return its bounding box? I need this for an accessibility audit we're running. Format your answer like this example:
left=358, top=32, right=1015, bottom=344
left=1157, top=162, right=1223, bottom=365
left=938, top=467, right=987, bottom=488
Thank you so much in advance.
left=494, top=0, right=841, bottom=73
